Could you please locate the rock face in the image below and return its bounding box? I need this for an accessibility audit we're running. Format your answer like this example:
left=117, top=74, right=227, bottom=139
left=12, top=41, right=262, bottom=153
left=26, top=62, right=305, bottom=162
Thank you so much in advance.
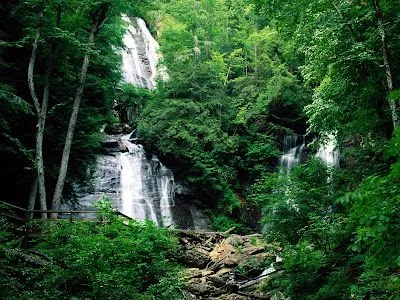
left=177, top=230, right=284, bottom=299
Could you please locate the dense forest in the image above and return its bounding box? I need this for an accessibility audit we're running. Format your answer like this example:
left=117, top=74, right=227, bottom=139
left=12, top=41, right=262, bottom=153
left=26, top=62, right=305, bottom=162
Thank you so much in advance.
left=0, top=0, right=399, bottom=299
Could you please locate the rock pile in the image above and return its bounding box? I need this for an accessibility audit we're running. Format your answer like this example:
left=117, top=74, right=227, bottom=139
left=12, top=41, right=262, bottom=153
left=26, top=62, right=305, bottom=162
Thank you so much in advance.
left=176, top=230, right=285, bottom=300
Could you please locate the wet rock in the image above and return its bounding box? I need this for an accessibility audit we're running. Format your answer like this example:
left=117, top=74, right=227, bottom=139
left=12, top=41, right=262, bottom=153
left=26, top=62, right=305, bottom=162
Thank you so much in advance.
left=181, top=290, right=197, bottom=300
left=102, top=139, right=119, bottom=148
left=188, top=277, right=202, bottom=285
left=223, top=255, right=240, bottom=267
left=216, top=268, right=233, bottom=279
left=202, top=270, right=215, bottom=277
left=101, top=138, right=128, bottom=153
left=106, top=123, right=124, bottom=134
left=174, top=183, right=191, bottom=196
left=179, top=230, right=284, bottom=299
left=225, top=235, right=246, bottom=247
left=208, top=261, right=223, bottom=272
left=189, top=206, right=213, bottom=231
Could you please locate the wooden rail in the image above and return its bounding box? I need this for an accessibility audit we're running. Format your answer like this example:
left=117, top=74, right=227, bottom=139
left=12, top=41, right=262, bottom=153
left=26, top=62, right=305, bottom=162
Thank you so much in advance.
left=0, top=200, right=132, bottom=224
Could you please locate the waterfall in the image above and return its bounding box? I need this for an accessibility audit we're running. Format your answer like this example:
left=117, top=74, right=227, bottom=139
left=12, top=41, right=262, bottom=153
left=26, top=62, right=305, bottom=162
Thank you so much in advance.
left=67, top=16, right=211, bottom=230
left=120, top=137, right=175, bottom=226
left=118, top=16, right=176, bottom=226
left=277, top=135, right=305, bottom=211
left=316, top=133, right=339, bottom=168
left=121, top=15, right=161, bottom=89
left=280, top=135, right=305, bottom=172
left=70, top=134, right=210, bottom=229
left=280, top=134, right=339, bottom=171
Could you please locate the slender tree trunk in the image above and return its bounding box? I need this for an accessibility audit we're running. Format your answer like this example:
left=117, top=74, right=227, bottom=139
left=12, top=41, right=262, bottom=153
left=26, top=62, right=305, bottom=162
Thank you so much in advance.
left=28, top=176, right=38, bottom=220
left=28, top=30, right=41, bottom=114
left=51, top=25, right=97, bottom=216
left=372, top=0, right=399, bottom=128
left=254, top=44, right=258, bottom=80
left=34, top=46, right=55, bottom=220
left=28, top=29, right=48, bottom=219
left=27, top=7, right=61, bottom=219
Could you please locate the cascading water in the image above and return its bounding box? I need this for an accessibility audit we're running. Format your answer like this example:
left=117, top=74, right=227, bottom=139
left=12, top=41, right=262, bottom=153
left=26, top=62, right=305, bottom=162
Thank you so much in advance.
left=69, top=15, right=211, bottom=230
left=280, top=135, right=306, bottom=172
left=121, top=15, right=160, bottom=89
left=280, top=134, right=339, bottom=171
left=119, top=16, right=176, bottom=226
left=71, top=135, right=210, bottom=229
left=120, top=136, right=175, bottom=226
left=316, top=133, right=339, bottom=168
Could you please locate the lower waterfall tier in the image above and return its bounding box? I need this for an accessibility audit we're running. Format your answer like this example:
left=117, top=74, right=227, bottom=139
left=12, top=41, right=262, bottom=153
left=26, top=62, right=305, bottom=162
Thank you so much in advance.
left=69, top=136, right=211, bottom=230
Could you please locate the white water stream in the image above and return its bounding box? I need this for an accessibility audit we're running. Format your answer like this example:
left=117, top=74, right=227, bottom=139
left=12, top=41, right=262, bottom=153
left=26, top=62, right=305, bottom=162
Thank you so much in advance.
left=119, top=16, right=175, bottom=226
left=121, top=15, right=160, bottom=89
left=68, top=15, right=210, bottom=230
left=120, top=136, right=174, bottom=226
left=316, top=133, right=339, bottom=168
left=280, top=135, right=306, bottom=173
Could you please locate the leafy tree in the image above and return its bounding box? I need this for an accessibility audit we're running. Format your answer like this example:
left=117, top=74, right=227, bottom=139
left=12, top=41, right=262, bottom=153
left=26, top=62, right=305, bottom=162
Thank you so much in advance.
left=138, top=0, right=306, bottom=229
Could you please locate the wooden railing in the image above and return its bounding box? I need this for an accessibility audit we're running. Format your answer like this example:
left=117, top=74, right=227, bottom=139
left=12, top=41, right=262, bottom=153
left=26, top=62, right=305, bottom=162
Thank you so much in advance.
left=0, top=200, right=132, bottom=224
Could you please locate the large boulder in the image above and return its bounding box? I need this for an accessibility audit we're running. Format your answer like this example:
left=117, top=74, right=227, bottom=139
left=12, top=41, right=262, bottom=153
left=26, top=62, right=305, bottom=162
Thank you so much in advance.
left=182, top=246, right=212, bottom=268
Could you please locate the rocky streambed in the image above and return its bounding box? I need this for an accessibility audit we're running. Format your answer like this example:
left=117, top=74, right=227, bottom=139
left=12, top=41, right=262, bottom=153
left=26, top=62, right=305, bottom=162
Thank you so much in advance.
left=176, top=230, right=285, bottom=300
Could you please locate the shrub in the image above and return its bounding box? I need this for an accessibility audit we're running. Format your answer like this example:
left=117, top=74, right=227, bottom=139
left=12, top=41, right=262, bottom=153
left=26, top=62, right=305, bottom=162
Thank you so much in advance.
left=0, top=201, right=183, bottom=299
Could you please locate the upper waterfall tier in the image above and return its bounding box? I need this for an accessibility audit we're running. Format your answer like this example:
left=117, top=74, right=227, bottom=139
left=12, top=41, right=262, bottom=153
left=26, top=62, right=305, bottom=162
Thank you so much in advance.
left=121, top=16, right=160, bottom=89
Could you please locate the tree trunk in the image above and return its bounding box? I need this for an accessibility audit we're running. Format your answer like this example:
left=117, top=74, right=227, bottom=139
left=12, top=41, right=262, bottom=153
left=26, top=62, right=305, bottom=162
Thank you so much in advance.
left=372, top=0, right=399, bottom=128
left=28, top=28, right=48, bottom=219
left=51, top=25, right=97, bottom=216
left=28, top=30, right=41, bottom=114
left=28, top=176, right=38, bottom=220
left=28, top=7, right=61, bottom=219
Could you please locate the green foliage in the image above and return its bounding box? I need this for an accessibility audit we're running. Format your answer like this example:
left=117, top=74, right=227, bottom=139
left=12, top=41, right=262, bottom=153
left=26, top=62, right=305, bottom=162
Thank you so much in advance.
left=0, top=200, right=183, bottom=300
left=115, top=83, right=154, bottom=125
left=280, top=241, right=325, bottom=297
left=339, top=134, right=400, bottom=298
left=236, top=255, right=272, bottom=278
left=1, top=0, right=400, bottom=298
left=254, top=151, right=399, bottom=298
left=211, top=214, right=244, bottom=233
left=138, top=0, right=306, bottom=229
